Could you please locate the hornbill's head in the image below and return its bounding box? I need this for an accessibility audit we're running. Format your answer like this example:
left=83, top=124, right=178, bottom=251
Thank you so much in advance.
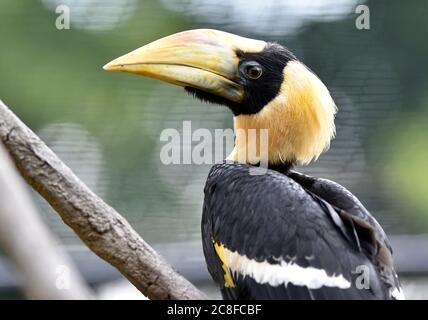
left=104, top=29, right=336, bottom=165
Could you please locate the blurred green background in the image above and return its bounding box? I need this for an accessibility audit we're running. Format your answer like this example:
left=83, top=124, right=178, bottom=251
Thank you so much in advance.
left=1, top=0, right=428, bottom=298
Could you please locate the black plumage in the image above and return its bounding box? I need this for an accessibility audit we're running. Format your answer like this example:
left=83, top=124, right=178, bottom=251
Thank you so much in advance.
left=202, top=161, right=401, bottom=300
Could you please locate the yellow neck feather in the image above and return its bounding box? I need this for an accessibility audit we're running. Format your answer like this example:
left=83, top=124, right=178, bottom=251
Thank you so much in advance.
left=227, top=61, right=337, bottom=165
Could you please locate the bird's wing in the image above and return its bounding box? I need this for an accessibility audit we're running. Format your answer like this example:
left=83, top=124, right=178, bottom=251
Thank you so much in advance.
left=287, top=170, right=403, bottom=299
left=202, top=162, right=402, bottom=300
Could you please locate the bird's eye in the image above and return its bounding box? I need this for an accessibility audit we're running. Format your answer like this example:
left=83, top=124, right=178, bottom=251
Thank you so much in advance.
left=240, top=61, right=263, bottom=80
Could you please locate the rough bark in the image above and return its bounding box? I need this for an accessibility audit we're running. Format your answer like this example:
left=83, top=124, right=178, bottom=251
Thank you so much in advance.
left=0, top=99, right=207, bottom=300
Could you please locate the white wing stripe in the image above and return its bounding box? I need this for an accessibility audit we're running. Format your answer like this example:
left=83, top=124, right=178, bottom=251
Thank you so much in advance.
left=391, top=287, right=405, bottom=300
left=223, top=247, right=351, bottom=289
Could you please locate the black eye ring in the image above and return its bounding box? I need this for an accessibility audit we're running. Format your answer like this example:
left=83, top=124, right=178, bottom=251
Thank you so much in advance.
left=240, top=61, right=263, bottom=80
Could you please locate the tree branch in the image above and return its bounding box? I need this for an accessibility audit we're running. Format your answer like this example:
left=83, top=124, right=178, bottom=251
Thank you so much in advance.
left=0, top=100, right=207, bottom=300
left=0, top=142, right=93, bottom=299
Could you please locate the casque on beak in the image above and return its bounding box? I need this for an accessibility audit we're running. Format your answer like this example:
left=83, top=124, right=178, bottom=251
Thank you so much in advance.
left=103, top=29, right=266, bottom=103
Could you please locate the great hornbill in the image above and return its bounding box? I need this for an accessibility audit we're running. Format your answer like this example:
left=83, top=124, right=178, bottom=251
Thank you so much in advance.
left=104, top=29, right=403, bottom=300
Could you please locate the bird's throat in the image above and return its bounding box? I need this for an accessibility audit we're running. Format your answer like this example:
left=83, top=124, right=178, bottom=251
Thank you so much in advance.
left=227, top=61, right=337, bottom=166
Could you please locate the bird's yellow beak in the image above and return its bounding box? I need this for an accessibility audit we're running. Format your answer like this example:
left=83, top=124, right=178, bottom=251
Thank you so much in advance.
left=103, top=29, right=266, bottom=103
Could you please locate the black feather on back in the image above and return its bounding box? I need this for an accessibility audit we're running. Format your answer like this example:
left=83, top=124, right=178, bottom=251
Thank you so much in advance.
left=202, top=161, right=401, bottom=300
